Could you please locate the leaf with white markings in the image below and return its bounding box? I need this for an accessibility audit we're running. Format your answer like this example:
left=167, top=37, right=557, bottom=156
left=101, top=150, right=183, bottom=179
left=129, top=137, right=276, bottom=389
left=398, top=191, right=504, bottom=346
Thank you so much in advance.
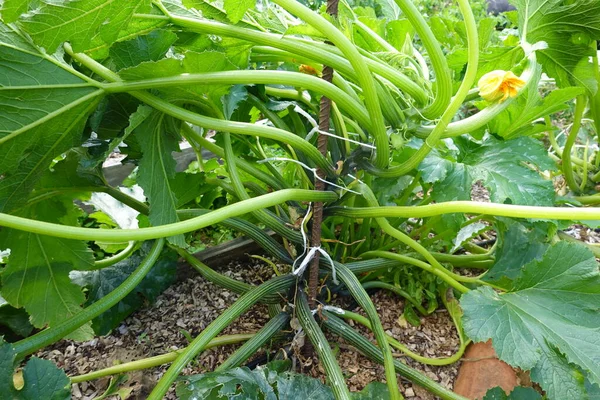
left=462, top=242, right=600, bottom=399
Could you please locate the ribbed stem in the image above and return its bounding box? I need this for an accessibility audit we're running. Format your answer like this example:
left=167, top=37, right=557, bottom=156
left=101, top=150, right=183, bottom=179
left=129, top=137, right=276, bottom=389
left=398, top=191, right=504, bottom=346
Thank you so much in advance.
left=148, top=274, right=295, bottom=399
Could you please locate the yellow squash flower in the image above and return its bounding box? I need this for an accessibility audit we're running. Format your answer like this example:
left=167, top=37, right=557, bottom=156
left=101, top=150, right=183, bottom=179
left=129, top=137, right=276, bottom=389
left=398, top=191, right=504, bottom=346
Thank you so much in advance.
left=478, top=70, right=526, bottom=103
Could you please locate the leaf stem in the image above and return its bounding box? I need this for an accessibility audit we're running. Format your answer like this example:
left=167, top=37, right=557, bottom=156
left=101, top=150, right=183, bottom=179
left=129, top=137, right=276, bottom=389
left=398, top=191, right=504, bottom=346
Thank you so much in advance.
left=70, top=333, right=253, bottom=383
left=562, top=95, right=587, bottom=193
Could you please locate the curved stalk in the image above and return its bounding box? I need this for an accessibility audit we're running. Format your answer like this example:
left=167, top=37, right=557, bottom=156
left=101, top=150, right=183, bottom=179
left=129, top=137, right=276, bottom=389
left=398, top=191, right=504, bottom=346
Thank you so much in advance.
left=13, top=239, right=165, bottom=359
left=158, top=16, right=428, bottom=106
left=414, top=54, right=538, bottom=139
left=0, top=189, right=337, bottom=241
left=362, top=251, right=469, bottom=293
left=70, top=333, right=253, bottom=383
left=65, top=44, right=333, bottom=174
left=217, top=312, right=290, bottom=371
left=563, top=95, right=587, bottom=193
left=392, top=0, right=452, bottom=119
left=271, top=0, right=389, bottom=169
left=361, top=281, right=428, bottom=315
left=148, top=274, right=295, bottom=399
left=322, top=312, right=468, bottom=400
left=339, top=309, right=466, bottom=366
left=366, top=0, right=478, bottom=176
left=104, top=71, right=371, bottom=129
left=92, top=241, right=137, bottom=269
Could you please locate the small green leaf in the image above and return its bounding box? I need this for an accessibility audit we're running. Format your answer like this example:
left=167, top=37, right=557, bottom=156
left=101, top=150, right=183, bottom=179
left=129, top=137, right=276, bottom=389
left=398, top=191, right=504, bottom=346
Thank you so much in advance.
left=450, top=222, right=488, bottom=253
left=18, top=0, right=151, bottom=53
left=462, top=242, right=600, bottom=399
left=109, top=29, right=178, bottom=70
left=353, top=382, right=391, bottom=399
left=0, top=337, right=71, bottom=400
left=223, top=0, right=255, bottom=24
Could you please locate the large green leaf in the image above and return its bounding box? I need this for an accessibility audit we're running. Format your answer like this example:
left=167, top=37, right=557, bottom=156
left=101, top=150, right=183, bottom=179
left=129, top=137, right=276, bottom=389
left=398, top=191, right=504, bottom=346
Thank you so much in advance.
left=462, top=242, right=600, bottom=399
left=419, top=135, right=556, bottom=206
left=18, top=0, right=151, bottom=53
left=510, top=0, right=600, bottom=93
left=135, top=111, right=187, bottom=247
left=71, top=244, right=177, bottom=335
left=0, top=337, right=71, bottom=400
left=0, top=198, right=95, bottom=340
left=0, top=23, right=102, bottom=212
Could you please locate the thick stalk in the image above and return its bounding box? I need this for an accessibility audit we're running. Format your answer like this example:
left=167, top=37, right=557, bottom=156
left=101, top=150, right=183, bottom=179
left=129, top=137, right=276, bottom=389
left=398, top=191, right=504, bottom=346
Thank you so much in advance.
left=338, top=310, right=466, bottom=365
left=326, top=201, right=600, bottom=220
left=13, top=239, right=164, bottom=358
left=392, top=0, right=452, bottom=119
left=367, top=0, right=478, bottom=177
left=0, top=189, right=337, bottom=241
left=104, top=71, right=370, bottom=129
left=217, top=312, right=290, bottom=371
left=322, top=312, right=468, bottom=400
left=148, top=274, right=295, bottom=399
left=297, top=292, right=352, bottom=400
left=64, top=44, right=333, bottom=175
left=563, top=95, right=587, bottom=193
left=92, top=241, right=137, bottom=270
left=332, top=262, right=402, bottom=399
left=270, top=0, right=390, bottom=168
left=155, top=15, right=428, bottom=106
left=71, top=334, right=253, bottom=383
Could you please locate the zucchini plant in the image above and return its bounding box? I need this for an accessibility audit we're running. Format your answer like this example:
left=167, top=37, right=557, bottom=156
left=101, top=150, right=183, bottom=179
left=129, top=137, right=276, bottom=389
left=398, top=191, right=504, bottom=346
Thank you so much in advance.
left=1, top=0, right=600, bottom=399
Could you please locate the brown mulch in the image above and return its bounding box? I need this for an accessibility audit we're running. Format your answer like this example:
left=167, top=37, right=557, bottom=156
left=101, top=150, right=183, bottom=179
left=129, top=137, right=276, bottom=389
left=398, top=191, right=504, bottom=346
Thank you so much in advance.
left=36, top=256, right=461, bottom=399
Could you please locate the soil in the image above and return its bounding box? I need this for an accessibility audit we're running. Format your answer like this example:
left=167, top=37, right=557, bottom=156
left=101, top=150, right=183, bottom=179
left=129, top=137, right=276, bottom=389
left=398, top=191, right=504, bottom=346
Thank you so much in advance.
left=36, top=257, right=461, bottom=399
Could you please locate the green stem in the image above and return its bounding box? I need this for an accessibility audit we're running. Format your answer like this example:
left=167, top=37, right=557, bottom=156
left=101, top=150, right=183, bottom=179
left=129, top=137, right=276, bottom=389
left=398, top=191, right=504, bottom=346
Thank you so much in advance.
left=0, top=189, right=337, bottom=241
left=148, top=274, right=295, bottom=399
left=105, top=71, right=371, bottom=129
left=362, top=251, right=469, bottom=293
left=92, top=241, right=137, bottom=270
left=217, top=312, right=290, bottom=371
left=160, top=16, right=427, bottom=106
left=563, top=95, right=587, bottom=193
left=13, top=239, right=165, bottom=359
left=392, top=0, right=452, bottom=119
left=557, top=231, right=600, bottom=258
left=64, top=45, right=333, bottom=174
left=338, top=310, right=466, bottom=366
left=332, top=262, right=402, bottom=399
left=297, top=292, right=352, bottom=400
left=326, top=201, right=600, bottom=220
left=322, top=312, right=468, bottom=400
left=367, top=0, right=478, bottom=177
left=253, top=0, right=391, bottom=168
left=361, top=281, right=428, bottom=315
left=70, top=333, right=253, bottom=383
left=414, top=54, right=538, bottom=138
